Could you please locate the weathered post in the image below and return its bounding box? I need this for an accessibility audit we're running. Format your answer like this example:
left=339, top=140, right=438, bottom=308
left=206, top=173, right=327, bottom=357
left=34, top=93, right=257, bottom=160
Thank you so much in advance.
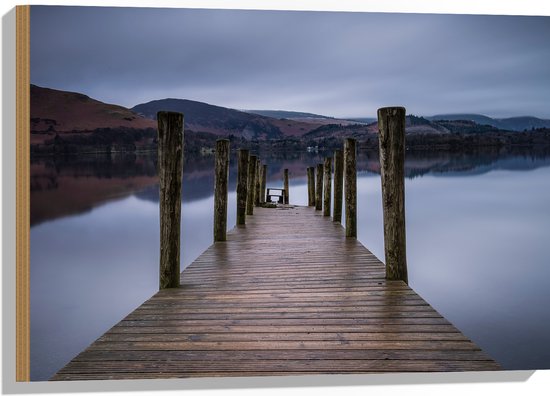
left=157, top=111, right=183, bottom=289
left=378, top=106, right=408, bottom=283
left=283, top=168, right=289, bottom=204
left=246, top=155, right=257, bottom=215
left=214, top=139, right=230, bottom=242
left=236, top=149, right=249, bottom=225
left=323, top=157, right=332, bottom=216
left=315, top=163, right=323, bottom=211
left=344, top=138, right=357, bottom=238
left=261, top=164, right=267, bottom=204
left=255, top=160, right=262, bottom=207
left=307, top=167, right=315, bottom=206
left=333, top=149, right=344, bottom=223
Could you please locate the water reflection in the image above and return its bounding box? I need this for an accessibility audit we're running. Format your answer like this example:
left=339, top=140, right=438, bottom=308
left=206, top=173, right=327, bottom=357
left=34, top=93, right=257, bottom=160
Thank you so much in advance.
left=30, top=148, right=550, bottom=380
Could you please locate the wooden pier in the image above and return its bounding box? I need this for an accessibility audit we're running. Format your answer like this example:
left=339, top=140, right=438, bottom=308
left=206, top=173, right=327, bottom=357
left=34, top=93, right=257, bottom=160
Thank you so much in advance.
left=53, top=205, right=499, bottom=380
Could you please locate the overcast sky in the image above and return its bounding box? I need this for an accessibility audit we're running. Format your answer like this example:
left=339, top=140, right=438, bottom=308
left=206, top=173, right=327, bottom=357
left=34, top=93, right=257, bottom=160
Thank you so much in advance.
left=30, top=6, right=550, bottom=118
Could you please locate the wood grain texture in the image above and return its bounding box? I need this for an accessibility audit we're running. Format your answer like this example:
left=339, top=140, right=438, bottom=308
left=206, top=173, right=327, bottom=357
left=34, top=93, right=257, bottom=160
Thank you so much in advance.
left=344, top=138, right=357, bottom=238
left=283, top=168, right=289, bottom=204
left=157, top=112, right=184, bottom=289
left=323, top=157, right=332, bottom=217
left=246, top=155, right=257, bottom=215
left=378, top=107, right=408, bottom=283
left=307, top=167, right=315, bottom=206
left=236, top=149, right=249, bottom=225
left=333, top=150, right=343, bottom=223
left=315, top=163, right=323, bottom=211
left=214, top=139, right=229, bottom=241
left=16, top=5, right=30, bottom=382
left=52, top=206, right=499, bottom=380
left=261, top=164, right=267, bottom=204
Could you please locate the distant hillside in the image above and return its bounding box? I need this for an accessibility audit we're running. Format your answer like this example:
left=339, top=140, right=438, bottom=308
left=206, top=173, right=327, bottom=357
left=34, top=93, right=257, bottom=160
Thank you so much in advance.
left=245, top=109, right=334, bottom=120
left=132, top=99, right=322, bottom=139
left=31, top=84, right=156, bottom=133
left=428, top=113, right=550, bottom=131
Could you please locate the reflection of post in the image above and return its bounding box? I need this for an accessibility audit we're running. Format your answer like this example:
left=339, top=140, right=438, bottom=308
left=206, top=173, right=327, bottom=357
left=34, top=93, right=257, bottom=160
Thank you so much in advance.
left=283, top=168, right=289, bottom=204
left=333, top=149, right=344, bottom=223
left=315, top=163, right=323, bottom=211
left=246, top=155, right=257, bottom=215
left=307, top=167, right=315, bottom=206
left=344, top=138, right=357, bottom=238
left=255, top=160, right=262, bottom=207
left=378, top=106, right=408, bottom=284
left=323, top=157, right=332, bottom=217
left=157, top=111, right=183, bottom=289
left=261, top=164, right=267, bottom=204
left=236, top=149, right=249, bottom=225
left=214, top=139, right=229, bottom=242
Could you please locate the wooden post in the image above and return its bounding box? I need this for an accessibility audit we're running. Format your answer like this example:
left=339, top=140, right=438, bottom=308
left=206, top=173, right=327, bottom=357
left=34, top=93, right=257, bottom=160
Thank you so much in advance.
left=307, top=167, right=315, bottom=206
left=283, top=168, right=289, bottom=204
left=261, top=164, right=267, bottom=204
left=315, top=163, right=323, bottom=211
left=333, top=149, right=344, bottom=223
left=378, top=106, right=408, bottom=283
left=214, top=139, right=229, bottom=242
left=157, top=111, right=183, bottom=289
left=323, top=157, right=332, bottom=216
left=255, top=160, right=262, bottom=207
left=344, top=138, right=357, bottom=238
left=246, top=155, right=257, bottom=215
left=236, top=149, right=249, bottom=225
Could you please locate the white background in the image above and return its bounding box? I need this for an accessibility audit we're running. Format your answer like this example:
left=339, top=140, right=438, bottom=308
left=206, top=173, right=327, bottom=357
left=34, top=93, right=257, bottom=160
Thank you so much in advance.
left=2, top=1, right=550, bottom=395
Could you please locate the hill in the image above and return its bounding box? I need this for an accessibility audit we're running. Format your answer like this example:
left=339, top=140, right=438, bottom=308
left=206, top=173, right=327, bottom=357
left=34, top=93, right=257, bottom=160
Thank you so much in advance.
left=132, top=99, right=322, bottom=139
left=428, top=113, right=550, bottom=131
left=31, top=85, right=156, bottom=133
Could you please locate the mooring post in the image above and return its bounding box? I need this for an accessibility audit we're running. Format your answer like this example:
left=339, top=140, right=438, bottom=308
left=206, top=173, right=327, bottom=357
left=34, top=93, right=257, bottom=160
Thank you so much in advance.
left=307, top=167, right=315, bottom=206
left=315, top=163, right=323, bottom=211
left=333, top=149, right=344, bottom=223
left=283, top=168, right=289, bottom=204
left=261, top=164, right=267, bottom=204
left=214, top=139, right=230, bottom=242
left=378, top=106, right=408, bottom=284
left=344, top=138, right=357, bottom=238
left=236, top=149, right=249, bottom=225
left=246, top=155, right=257, bottom=215
left=157, top=111, right=183, bottom=289
left=323, top=157, right=332, bottom=217
left=255, top=160, right=262, bottom=207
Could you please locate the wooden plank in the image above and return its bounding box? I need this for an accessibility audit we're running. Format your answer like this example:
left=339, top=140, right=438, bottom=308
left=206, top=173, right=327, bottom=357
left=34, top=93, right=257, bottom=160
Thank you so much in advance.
left=53, top=206, right=500, bottom=380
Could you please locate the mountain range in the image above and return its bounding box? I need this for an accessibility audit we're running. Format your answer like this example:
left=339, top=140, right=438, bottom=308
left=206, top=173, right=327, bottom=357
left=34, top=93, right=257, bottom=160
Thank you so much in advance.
left=29, top=84, right=550, bottom=154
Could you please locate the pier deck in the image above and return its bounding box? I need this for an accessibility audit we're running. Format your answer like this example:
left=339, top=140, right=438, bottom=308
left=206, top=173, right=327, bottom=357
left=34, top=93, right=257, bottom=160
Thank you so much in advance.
left=53, top=206, right=499, bottom=380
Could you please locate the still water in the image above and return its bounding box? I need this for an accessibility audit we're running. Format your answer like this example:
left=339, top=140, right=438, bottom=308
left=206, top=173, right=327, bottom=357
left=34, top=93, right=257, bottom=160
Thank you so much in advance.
left=30, top=149, right=550, bottom=380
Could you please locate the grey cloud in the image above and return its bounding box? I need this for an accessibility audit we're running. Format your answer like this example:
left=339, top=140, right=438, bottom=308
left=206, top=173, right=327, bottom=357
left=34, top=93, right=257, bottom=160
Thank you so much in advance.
left=31, top=6, right=550, bottom=118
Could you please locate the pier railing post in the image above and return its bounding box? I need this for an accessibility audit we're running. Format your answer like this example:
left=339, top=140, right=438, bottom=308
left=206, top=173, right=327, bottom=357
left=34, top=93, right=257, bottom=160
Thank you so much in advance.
left=344, top=138, right=357, bottom=238
left=214, top=139, right=230, bottom=242
left=255, top=160, right=262, bottom=207
left=283, top=168, right=289, bottom=204
left=261, top=164, right=267, bottom=204
left=236, top=149, right=249, bottom=225
left=157, top=111, right=183, bottom=289
left=378, top=106, right=408, bottom=283
left=333, top=149, right=344, bottom=223
left=315, top=163, right=323, bottom=211
left=323, top=157, right=332, bottom=216
left=246, top=155, right=257, bottom=215
left=307, top=167, right=315, bottom=206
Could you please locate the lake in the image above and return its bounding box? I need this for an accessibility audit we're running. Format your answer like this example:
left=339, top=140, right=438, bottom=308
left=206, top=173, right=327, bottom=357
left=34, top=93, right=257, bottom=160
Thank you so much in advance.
left=30, top=148, right=550, bottom=380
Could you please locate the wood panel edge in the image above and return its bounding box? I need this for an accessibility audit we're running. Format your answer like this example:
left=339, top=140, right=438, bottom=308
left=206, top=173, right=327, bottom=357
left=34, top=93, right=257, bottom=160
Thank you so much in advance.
left=16, top=4, right=30, bottom=382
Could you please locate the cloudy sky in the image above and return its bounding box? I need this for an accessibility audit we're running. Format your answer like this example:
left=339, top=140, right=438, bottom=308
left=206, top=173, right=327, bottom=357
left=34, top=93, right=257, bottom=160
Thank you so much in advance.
left=30, top=6, right=550, bottom=118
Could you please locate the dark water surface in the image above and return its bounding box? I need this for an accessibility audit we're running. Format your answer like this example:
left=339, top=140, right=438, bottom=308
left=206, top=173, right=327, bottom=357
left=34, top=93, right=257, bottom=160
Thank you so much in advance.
left=30, top=149, right=550, bottom=380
